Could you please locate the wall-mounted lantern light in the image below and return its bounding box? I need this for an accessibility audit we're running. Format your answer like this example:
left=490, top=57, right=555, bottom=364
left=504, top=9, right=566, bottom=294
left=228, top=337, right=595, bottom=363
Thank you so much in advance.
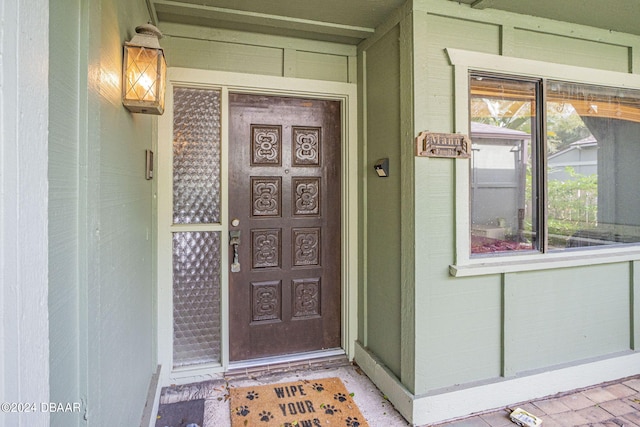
left=122, top=24, right=166, bottom=115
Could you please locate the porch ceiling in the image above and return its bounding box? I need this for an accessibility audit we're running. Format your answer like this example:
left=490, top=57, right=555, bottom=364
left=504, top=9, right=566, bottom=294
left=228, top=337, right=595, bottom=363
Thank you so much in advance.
left=456, top=0, right=640, bottom=37
left=148, top=0, right=406, bottom=44
left=148, top=0, right=640, bottom=44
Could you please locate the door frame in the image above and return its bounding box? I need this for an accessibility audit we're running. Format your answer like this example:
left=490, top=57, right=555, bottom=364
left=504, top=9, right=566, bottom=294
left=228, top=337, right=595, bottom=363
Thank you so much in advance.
left=156, top=67, right=359, bottom=382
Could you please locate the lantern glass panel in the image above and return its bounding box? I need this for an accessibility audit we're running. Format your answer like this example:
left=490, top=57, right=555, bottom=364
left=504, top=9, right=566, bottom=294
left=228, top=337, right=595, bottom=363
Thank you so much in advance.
left=122, top=45, right=166, bottom=114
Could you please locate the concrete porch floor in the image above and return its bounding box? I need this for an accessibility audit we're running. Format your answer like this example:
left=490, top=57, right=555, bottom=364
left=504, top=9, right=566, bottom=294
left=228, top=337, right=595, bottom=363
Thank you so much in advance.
left=156, top=358, right=640, bottom=427
left=158, top=356, right=408, bottom=426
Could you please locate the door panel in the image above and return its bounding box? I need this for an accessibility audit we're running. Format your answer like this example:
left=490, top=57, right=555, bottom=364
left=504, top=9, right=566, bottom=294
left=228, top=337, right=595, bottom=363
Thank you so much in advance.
left=228, top=94, right=341, bottom=361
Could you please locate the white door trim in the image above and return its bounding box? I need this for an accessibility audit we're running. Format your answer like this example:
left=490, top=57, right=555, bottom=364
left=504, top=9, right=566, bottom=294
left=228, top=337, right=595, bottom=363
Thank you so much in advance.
left=156, top=68, right=358, bottom=382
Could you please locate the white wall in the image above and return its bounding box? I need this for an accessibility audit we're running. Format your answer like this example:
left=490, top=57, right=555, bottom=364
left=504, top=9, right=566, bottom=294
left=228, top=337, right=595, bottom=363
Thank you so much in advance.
left=0, top=0, right=50, bottom=426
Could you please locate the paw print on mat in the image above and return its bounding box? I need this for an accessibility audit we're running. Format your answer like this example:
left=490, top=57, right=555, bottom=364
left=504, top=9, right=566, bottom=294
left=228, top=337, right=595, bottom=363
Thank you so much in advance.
left=323, top=404, right=339, bottom=415
left=346, top=416, right=362, bottom=427
left=259, top=410, right=274, bottom=422
left=235, top=405, right=250, bottom=417
left=334, top=392, right=347, bottom=402
left=312, top=382, right=325, bottom=392
left=245, top=390, right=259, bottom=400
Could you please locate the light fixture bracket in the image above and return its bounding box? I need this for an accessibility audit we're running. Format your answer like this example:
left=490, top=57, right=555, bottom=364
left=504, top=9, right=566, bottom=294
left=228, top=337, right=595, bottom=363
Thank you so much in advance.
left=126, top=24, right=163, bottom=50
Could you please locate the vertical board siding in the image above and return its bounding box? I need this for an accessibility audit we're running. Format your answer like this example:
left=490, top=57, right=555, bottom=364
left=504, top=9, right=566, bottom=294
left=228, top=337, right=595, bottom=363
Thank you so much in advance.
left=365, top=25, right=403, bottom=377
left=3, top=0, right=50, bottom=424
left=512, top=29, right=630, bottom=72
left=407, top=3, right=638, bottom=394
left=96, top=19, right=156, bottom=427
left=414, top=158, right=502, bottom=391
left=163, top=37, right=284, bottom=76
left=60, top=0, right=157, bottom=425
left=419, top=13, right=501, bottom=135
left=415, top=272, right=503, bottom=390
left=162, top=35, right=351, bottom=82
left=399, top=13, right=417, bottom=393
left=415, top=158, right=502, bottom=394
left=295, top=51, right=349, bottom=82
left=49, top=0, right=81, bottom=425
left=426, top=14, right=502, bottom=56
left=411, top=11, right=505, bottom=393
left=504, top=265, right=630, bottom=376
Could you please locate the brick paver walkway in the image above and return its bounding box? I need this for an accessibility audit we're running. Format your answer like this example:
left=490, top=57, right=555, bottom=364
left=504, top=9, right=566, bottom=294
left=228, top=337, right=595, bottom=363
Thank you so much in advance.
left=431, top=376, right=640, bottom=427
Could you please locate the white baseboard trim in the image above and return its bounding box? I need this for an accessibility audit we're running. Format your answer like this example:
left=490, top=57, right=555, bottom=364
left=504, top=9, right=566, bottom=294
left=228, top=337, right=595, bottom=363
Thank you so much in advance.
left=354, top=343, right=640, bottom=426
left=354, top=343, right=415, bottom=423
left=413, top=351, right=640, bottom=425
left=141, top=364, right=163, bottom=427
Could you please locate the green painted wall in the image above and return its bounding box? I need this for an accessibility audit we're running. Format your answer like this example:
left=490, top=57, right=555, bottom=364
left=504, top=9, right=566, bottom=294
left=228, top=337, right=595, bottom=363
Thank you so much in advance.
left=160, top=23, right=356, bottom=83
left=49, top=1, right=81, bottom=425
left=49, top=0, right=156, bottom=425
left=405, top=0, right=639, bottom=394
left=47, top=0, right=640, bottom=420
left=3, top=0, right=50, bottom=424
left=363, top=25, right=403, bottom=377
left=510, top=29, right=629, bottom=72
left=504, top=265, right=630, bottom=376
left=410, top=5, right=507, bottom=394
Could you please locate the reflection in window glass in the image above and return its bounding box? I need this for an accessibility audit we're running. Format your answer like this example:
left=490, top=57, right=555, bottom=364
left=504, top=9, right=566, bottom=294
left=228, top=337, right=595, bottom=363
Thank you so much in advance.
left=470, top=74, right=640, bottom=256
left=470, top=75, right=538, bottom=254
left=547, top=81, right=640, bottom=249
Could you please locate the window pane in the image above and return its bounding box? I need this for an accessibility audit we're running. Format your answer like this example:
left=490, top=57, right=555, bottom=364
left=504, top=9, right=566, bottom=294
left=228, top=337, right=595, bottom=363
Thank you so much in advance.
left=173, top=231, right=222, bottom=367
left=547, top=81, right=640, bottom=248
left=173, top=87, right=222, bottom=224
left=470, top=75, right=538, bottom=255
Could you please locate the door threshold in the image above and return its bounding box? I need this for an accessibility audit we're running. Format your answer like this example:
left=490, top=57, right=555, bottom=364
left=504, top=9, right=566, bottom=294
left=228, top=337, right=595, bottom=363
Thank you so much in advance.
left=227, top=349, right=347, bottom=377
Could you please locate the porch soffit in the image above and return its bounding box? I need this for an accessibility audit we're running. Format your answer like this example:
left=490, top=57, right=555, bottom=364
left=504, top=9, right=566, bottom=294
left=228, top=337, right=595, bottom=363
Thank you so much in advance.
left=457, top=0, right=640, bottom=37
left=148, top=0, right=640, bottom=45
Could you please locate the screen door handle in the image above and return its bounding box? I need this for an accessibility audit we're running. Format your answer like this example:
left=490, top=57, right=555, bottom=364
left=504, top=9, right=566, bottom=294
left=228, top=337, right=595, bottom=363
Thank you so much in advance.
left=229, top=230, right=241, bottom=273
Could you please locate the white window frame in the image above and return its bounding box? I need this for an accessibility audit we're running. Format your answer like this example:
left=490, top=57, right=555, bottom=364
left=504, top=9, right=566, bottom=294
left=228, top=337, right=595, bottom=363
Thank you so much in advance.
left=447, top=48, right=640, bottom=277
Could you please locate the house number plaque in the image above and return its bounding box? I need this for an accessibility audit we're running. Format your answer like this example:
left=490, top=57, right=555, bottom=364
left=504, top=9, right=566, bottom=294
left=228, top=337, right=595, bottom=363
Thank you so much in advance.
left=415, top=131, right=471, bottom=159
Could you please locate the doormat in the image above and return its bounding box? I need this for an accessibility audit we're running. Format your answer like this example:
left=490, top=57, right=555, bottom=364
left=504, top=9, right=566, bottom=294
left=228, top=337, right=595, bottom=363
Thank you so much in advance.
left=229, top=377, right=369, bottom=427
left=155, top=398, right=204, bottom=427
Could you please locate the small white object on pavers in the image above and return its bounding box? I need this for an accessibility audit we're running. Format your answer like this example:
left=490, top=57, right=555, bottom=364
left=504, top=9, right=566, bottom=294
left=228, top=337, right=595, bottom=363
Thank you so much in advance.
left=510, top=407, right=543, bottom=427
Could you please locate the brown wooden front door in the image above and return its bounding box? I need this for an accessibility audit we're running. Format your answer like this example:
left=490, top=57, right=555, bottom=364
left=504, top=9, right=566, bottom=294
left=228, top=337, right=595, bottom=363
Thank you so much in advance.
left=228, top=93, right=342, bottom=362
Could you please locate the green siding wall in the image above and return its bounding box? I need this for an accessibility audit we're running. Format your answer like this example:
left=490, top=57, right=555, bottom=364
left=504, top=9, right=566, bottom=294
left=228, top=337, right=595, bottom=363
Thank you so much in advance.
left=90, top=1, right=156, bottom=425
left=164, top=36, right=285, bottom=76
left=49, top=0, right=156, bottom=425
left=406, top=0, right=640, bottom=394
left=364, top=25, right=403, bottom=377
left=49, top=1, right=81, bottom=425
left=417, top=13, right=501, bottom=136
left=3, top=0, right=50, bottom=423
left=511, top=29, right=630, bottom=72
left=160, top=24, right=355, bottom=83
left=504, top=265, right=631, bottom=376
left=295, top=51, right=350, bottom=82
left=410, top=7, right=507, bottom=393
left=414, top=159, right=504, bottom=391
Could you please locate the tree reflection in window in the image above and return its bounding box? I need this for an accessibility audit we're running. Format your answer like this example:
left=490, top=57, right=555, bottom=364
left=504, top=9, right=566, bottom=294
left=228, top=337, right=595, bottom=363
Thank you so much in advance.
left=470, top=73, right=640, bottom=255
